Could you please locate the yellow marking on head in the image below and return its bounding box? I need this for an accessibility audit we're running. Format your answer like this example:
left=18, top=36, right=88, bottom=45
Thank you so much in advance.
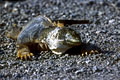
left=53, top=21, right=64, bottom=27
left=57, top=21, right=64, bottom=27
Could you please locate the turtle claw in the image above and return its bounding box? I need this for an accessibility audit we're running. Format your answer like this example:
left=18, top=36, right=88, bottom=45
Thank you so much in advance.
left=17, top=51, right=34, bottom=60
left=89, top=50, right=94, bottom=54
left=81, top=50, right=99, bottom=56
left=81, top=53, right=84, bottom=56
left=94, top=50, right=99, bottom=53
left=89, top=50, right=99, bottom=54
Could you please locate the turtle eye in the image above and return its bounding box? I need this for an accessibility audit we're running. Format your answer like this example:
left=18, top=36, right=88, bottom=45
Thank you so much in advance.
left=65, top=33, right=73, bottom=40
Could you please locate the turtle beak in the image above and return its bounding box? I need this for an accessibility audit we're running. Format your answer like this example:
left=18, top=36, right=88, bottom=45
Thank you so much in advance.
left=66, top=37, right=81, bottom=46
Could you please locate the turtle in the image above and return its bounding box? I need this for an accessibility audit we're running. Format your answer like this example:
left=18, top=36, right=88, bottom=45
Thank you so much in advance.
left=6, top=15, right=98, bottom=60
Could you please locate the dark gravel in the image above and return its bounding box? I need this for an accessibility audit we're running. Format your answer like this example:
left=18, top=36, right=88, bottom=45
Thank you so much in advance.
left=0, top=0, right=120, bottom=80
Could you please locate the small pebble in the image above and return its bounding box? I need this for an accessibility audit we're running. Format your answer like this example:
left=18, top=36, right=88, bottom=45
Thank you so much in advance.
left=109, top=19, right=115, bottom=24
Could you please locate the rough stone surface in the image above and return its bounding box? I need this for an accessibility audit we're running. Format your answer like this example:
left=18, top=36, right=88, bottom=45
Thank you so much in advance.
left=0, top=0, right=120, bottom=80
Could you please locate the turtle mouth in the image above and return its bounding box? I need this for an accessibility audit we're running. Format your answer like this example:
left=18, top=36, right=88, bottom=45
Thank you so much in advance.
left=66, top=39, right=81, bottom=46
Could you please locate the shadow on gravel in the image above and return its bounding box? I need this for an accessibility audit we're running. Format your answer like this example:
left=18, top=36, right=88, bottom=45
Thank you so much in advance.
left=26, top=43, right=103, bottom=60
left=17, top=43, right=114, bottom=60
left=66, top=43, right=103, bottom=55
left=31, top=42, right=113, bottom=60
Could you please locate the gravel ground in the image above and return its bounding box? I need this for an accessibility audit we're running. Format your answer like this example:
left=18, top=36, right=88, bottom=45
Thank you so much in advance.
left=0, top=0, right=120, bottom=80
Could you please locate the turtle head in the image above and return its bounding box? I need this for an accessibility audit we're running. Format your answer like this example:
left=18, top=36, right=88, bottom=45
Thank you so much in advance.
left=46, top=27, right=81, bottom=54
left=59, top=28, right=81, bottom=46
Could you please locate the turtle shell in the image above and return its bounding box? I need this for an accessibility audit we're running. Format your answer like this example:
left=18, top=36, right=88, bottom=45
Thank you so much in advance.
left=17, top=15, right=53, bottom=44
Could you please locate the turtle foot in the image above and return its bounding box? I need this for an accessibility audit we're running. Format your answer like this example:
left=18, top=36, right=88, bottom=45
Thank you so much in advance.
left=17, top=51, right=33, bottom=60
left=81, top=50, right=99, bottom=56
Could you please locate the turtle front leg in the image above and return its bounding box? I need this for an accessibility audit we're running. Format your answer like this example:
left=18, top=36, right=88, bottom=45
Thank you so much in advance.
left=80, top=43, right=100, bottom=56
left=66, top=43, right=100, bottom=56
left=81, top=49, right=99, bottom=56
left=17, top=44, right=33, bottom=60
